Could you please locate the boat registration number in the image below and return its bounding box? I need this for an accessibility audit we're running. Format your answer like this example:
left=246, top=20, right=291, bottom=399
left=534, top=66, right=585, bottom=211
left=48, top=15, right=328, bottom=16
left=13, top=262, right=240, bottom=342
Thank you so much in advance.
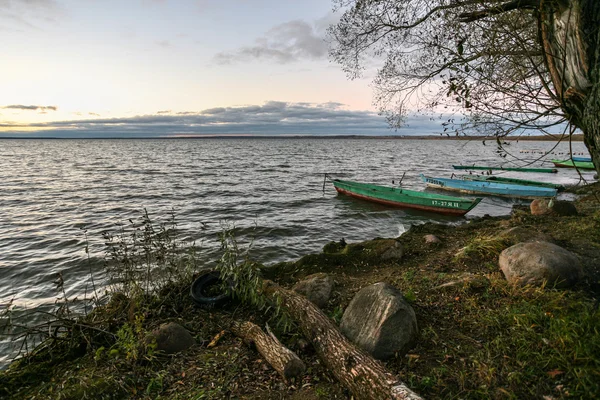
left=427, top=178, right=445, bottom=187
left=431, top=200, right=460, bottom=208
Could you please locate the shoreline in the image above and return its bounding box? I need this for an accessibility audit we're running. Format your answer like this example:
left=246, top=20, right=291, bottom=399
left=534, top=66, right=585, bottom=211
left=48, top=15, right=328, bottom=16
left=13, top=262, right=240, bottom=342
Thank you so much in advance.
left=0, top=134, right=585, bottom=141
left=1, top=183, right=599, bottom=399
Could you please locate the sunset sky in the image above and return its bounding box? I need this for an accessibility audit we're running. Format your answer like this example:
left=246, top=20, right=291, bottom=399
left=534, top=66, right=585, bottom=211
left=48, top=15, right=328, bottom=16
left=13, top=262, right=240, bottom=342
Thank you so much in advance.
left=0, top=0, right=442, bottom=137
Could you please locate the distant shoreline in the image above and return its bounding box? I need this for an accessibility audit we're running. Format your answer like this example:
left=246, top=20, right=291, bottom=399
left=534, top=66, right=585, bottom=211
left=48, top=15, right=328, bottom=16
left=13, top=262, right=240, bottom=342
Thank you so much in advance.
left=0, top=134, right=584, bottom=141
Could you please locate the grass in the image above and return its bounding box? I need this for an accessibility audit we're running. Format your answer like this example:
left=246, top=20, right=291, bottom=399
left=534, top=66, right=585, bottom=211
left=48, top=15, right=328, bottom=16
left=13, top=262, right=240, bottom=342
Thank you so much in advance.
left=403, top=276, right=600, bottom=398
left=454, top=233, right=511, bottom=261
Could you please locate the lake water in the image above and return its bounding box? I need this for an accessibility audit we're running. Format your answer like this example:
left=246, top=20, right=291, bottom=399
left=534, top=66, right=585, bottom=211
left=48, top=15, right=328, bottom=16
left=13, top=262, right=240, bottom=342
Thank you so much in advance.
left=0, top=138, right=594, bottom=365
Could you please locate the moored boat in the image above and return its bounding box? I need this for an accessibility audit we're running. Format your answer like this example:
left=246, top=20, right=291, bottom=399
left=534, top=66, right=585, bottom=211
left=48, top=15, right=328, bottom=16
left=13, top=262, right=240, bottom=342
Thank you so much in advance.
left=572, top=156, right=592, bottom=162
left=332, top=179, right=481, bottom=216
left=550, top=159, right=595, bottom=170
left=461, top=175, right=565, bottom=191
left=420, top=174, right=557, bottom=199
left=452, top=165, right=558, bottom=173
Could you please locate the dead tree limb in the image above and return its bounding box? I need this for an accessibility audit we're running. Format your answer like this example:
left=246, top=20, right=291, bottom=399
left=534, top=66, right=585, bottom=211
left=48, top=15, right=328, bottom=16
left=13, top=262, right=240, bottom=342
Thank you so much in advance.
left=230, top=320, right=306, bottom=380
left=261, top=280, right=423, bottom=400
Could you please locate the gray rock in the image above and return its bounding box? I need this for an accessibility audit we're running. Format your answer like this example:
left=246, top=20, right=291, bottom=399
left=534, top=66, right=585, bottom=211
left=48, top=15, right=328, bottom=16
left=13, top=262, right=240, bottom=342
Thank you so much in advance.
left=499, top=241, right=583, bottom=288
left=424, top=234, right=441, bottom=244
left=148, top=322, right=195, bottom=354
left=293, top=273, right=334, bottom=308
left=379, top=241, right=404, bottom=260
left=551, top=201, right=579, bottom=216
left=323, top=239, right=347, bottom=254
left=530, top=199, right=578, bottom=216
left=340, top=282, right=417, bottom=360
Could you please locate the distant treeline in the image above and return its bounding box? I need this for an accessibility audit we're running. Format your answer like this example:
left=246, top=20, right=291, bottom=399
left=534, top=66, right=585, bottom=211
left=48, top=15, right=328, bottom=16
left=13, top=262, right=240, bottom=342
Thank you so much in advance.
left=0, top=134, right=585, bottom=141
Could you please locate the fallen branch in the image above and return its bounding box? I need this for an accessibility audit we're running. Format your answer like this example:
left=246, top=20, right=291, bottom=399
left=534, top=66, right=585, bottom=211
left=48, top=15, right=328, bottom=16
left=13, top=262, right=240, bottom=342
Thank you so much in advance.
left=231, top=320, right=305, bottom=380
left=261, top=280, right=422, bottom=400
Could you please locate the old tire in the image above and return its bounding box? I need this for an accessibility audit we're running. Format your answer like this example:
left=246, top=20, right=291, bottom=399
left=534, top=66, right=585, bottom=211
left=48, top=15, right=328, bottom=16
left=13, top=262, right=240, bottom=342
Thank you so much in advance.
left=190, top=271, right=231, bottom=308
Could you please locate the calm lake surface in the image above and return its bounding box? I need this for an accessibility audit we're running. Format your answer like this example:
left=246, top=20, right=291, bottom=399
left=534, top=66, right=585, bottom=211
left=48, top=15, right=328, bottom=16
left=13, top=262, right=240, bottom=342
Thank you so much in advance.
left=0, top=138, right=594, bottom=365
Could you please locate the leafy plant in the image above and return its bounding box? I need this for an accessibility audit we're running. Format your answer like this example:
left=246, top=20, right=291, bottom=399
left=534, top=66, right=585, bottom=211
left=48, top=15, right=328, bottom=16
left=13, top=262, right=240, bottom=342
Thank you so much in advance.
left=214, top=225, right=264, bottom=309
left=214, top=224, right=294, bottom=332
left=329, top=305, right=344, bottom=324
left=102, top=208, right=198, bottom=297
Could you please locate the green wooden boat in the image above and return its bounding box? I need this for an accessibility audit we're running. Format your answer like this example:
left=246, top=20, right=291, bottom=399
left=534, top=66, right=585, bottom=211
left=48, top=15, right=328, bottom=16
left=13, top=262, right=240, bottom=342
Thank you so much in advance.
left=461, top=175, right=565, bottom=191
left=551, top=159, right=596, bottom=170
left=453, top=165, right=558, bottom=173
left=332, top=179, right=481, bottom=216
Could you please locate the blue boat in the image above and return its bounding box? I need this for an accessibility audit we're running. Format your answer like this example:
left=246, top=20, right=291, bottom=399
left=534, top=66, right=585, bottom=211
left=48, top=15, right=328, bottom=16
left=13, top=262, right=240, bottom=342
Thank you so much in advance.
left=572, top=156, right=592, bottom=162
left=420, top=174, right=558, bottom=199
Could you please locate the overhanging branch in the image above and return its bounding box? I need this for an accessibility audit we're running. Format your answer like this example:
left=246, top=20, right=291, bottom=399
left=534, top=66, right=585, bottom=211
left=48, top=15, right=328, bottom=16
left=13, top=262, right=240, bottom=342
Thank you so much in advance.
left=458, top=0, right=540, bottom=23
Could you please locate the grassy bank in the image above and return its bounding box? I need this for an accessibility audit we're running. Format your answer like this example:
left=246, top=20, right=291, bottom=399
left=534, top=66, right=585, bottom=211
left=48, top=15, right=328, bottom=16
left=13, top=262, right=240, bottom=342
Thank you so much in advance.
left=1, top=186, right=599, bottom=399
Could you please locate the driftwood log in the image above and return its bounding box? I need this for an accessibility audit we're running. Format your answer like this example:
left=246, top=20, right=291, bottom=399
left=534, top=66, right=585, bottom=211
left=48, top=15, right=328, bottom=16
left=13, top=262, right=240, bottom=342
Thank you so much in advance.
left=231, top=320, right=306, bottom=379
left=262, top=280, right=423, bottom=400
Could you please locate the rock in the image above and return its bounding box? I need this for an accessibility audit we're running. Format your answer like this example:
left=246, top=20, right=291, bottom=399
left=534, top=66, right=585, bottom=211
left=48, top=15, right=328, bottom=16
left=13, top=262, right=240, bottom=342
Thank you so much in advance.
left=594, top=173, right=598, bottom=180
left=323, top=238, right=347, bottom=254
left=499, top=226, right=551, bottom=243
left=551, top=201, right=579, bottom=216
left=379, top=241, right=404, bottom=260
left=424, top=234, right=441, bottom=244
left=499, top=241, right=583, bottom=288
left=530, top=199, right=552, bottom=215
left=530, top=199, right=578, bottom=216
left=148, top=322, right=195, bottom=354
left=434, top=273, right=489, bottom=291
left=340, top=282, right=418, bottom=360
left=293, top=273, right=334, bottom=308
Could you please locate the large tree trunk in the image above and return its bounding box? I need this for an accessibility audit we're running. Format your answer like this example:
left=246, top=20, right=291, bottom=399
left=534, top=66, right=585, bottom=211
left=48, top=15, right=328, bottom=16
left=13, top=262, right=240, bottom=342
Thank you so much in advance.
left=540, top=0, right=600, bottom=174
left=230, top=320, right=306, bottom=380
left=261, top=280, right=422, bottom=400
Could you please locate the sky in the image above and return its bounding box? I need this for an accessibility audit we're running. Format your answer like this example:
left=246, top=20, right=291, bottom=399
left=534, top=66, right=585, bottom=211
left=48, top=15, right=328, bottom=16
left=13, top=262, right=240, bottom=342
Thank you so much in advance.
left=0, top=0, right=442, bottom=137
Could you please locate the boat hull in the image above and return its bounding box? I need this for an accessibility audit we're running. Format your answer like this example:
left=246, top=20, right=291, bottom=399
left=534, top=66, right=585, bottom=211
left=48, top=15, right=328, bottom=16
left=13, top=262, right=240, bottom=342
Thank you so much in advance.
left=452, top=165, right=558, bottom=173
left=550, top=159, right=595, bottom=170
left=461, top=175, right=565, bottom=191
left=421, top=175, right=557, bottom=199
left=332, top=180, right=481, bottom=216
left=572, top=157, right=591, bottom=162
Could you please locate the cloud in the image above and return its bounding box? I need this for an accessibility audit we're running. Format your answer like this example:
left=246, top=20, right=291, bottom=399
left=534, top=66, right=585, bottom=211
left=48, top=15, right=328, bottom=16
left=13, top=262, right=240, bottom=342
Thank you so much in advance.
left=0, top=101, right=411, bottom=137
left=213, top=18, right=332, bottom=65
left=0, top=0, right=60, bottom=11
left=142, top=0, right=167, bottom=5
left=0, top=0, right=62, bottom=30
left=3, top=104, right=57, bottom=111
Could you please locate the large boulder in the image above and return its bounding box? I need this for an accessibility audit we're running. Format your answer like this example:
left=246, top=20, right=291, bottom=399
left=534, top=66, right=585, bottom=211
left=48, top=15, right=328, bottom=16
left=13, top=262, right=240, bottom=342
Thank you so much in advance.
left=292, top=273, right=334, bottom=308
left=148, top=322, right=195, bottom=354
left=340, top=283, right=417, bottom=360
left=499, top=241, right=582, bottom=288
left=530, top=199, right=578, bottom=216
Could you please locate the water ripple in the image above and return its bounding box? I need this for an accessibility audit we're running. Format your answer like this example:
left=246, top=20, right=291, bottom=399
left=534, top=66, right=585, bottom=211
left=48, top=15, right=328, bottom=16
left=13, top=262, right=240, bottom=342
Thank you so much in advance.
left=0, top=138, right=593, bottom=311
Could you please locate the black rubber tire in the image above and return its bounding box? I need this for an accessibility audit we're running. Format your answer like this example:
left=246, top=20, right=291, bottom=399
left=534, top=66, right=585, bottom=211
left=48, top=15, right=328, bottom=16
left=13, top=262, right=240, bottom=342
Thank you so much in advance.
left=190, top=271, right=231, bottom=308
